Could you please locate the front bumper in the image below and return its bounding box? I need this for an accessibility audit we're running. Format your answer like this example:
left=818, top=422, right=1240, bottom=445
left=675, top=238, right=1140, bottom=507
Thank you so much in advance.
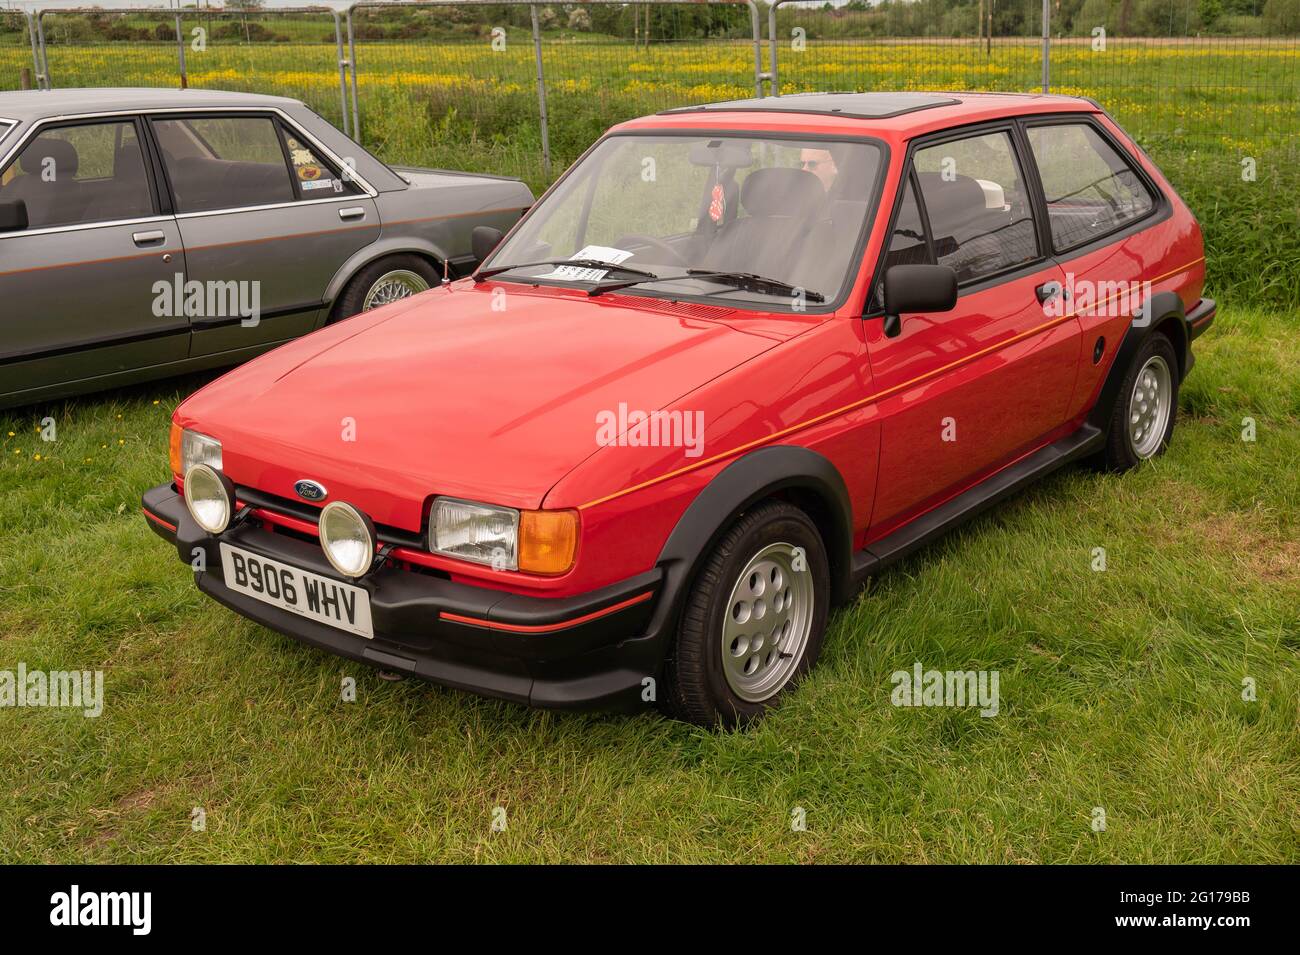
left=142, top=483, right=673, bottom=711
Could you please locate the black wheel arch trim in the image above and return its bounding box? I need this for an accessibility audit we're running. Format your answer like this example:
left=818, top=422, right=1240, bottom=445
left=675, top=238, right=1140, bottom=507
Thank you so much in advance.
left=1086, top=289, right=1193, bottom=433
left=656, top=445, right=855, bottom=609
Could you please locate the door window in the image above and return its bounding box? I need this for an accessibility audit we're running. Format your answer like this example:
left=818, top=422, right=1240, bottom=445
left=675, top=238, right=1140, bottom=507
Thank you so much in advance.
left=153, top=116, right=296, bottom=213
left=0, top=120, right=153, bottom=229
left=912, top=131, right=1039, bottom=284
left=1026, top=122, right=1156, bottom=251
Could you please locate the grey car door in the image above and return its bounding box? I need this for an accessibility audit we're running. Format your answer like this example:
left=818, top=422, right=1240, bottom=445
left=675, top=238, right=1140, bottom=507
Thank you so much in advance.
left=0, top=116, right=187, bottom=399
left=147, top=112, right=380, bottom=359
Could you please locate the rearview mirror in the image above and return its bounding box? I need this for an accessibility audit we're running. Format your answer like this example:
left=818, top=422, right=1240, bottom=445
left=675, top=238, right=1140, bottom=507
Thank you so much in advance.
left=0, top=198, right=28, bottom=233
left=472, top=225, right=504, bottom=265
left=882, top=264, right=958, bottom=337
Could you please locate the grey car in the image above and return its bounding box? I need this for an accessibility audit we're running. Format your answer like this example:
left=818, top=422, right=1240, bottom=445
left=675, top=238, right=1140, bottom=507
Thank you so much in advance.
left=0, top=88, right=533, bottom=409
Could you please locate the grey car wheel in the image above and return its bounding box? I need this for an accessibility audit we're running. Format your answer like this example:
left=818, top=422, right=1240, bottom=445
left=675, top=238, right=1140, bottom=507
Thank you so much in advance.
left=662, top=500, right=830, bottom=727
left=721, top=542, right=815, bottom=703
left=1100, top=332, right=1180, bottom=472
left=362, top=269, right=431, bottom=311
left=1127, top=355, right=1173, bottom=459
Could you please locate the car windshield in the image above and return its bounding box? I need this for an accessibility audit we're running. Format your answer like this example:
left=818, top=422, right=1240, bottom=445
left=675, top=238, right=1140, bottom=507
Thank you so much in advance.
left=486, top=133, right=884, bottom=310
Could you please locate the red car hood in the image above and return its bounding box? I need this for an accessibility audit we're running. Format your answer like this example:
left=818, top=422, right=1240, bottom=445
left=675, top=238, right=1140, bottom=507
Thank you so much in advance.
left=177, top=282, right=781, bottom=530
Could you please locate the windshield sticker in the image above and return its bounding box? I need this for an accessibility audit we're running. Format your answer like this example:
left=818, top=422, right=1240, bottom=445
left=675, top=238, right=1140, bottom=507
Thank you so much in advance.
left=537, top=245, right=633, bottom=282
left=301, top=179, right=337, bottom=192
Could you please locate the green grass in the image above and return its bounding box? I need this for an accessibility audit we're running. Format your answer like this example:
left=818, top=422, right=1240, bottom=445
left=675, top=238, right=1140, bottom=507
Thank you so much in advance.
left=1, top=306, right=1296, bottom=863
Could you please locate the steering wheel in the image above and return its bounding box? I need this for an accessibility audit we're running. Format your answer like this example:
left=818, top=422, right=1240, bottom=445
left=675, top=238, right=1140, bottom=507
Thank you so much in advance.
left=614, top=233, right=687, bottom=268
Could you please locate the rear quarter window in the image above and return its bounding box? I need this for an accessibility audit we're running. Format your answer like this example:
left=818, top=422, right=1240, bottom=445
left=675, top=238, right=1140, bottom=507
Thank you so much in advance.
left=1026, top=121, right=1156, bottom=252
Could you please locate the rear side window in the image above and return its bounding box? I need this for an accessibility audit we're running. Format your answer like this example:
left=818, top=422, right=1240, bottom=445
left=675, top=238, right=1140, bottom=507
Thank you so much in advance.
left=153, top=116, right=296, bottom=213
left=1026, top=122, right=1156, bottom=252
left=912, top=130, right=1039, bottom=284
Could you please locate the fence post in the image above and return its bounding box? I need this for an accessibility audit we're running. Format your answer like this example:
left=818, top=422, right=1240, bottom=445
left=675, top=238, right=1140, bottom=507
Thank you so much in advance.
left=24, top=12, right=40, bottom=89
left=176, top=14, right=188, bottom=90
left=746, top=0, right=762, bottom=97
left=35, top=12, right=50, bottom=89
left=1041, top=0, right=1050, bottom=93
left=767, top=0, right=779, bottom=97
left=333, top=10, right=350, bottom=137
left=25, top=10, right=48, bottom=90
left=530, top=4, right=551, bottom=179
left=347, top=9, right=361, bottom=143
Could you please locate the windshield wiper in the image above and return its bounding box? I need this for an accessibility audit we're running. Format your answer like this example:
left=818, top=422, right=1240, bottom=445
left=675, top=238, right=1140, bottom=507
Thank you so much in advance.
left=473, top=259, right=660, bottom=282
left=588, top=269, right=825, bottom=303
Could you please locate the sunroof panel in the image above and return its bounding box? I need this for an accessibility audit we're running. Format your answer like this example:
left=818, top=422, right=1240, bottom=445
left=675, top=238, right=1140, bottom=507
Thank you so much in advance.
left=660, top=92, right=961, bottom=120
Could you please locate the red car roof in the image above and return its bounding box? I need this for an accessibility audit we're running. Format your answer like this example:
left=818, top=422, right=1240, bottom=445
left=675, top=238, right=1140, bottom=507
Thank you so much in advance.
left=616, top=91, right=1099, bottom=143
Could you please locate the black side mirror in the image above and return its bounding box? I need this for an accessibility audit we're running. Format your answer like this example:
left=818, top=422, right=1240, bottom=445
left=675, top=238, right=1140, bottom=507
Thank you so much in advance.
left=0, top=198, right=28, bottom=233
left=882, top=263, right=958, bottom=337
left=471, top=225, right=504, bottom=265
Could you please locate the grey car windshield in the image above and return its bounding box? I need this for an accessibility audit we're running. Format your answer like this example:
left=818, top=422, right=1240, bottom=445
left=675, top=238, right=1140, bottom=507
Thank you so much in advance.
left=488, top=134, right=884, bottom=309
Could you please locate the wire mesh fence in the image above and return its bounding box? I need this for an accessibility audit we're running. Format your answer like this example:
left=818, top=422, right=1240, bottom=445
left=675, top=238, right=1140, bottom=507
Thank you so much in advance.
left=174, top=8, right=349, bottom=128
left=348, top=1, right=761, bottom=186
left=762, top=0, right=1299, bottom=303
left=0, top=2, right=1296, bottom=301
left=4, top=3, right=1292, bottom=185
left=0, top=9, right=39, bottom=90
left=770, top=0, right=1049, bottom=96
left=16, top=8, right=352, bottom=130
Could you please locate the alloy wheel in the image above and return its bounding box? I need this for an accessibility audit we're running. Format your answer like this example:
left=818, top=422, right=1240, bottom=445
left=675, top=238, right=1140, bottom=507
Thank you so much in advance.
left=720, top=541, right=814, bottom=703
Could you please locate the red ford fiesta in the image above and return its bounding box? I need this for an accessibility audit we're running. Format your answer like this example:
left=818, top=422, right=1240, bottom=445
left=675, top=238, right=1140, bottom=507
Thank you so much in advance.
left=143, top=92, right=1213, bottom=726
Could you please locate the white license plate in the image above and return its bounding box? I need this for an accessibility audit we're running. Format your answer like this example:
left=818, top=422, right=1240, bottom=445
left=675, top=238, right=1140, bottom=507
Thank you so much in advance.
left=219, top=543, right=374, bottom=640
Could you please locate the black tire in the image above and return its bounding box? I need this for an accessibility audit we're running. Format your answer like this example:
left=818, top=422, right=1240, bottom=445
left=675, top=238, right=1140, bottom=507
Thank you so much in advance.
left=661, top=501, right=830, bottom=728
left=1100, top=332, right=1180, bottom=472
left=330, top=254, right=441, bottom=323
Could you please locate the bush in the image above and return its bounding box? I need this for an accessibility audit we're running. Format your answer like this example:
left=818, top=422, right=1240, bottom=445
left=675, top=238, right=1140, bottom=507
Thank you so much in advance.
left=211, top=22, right=290, bottom=43
left=1263, top=0, right=1300, bottom=32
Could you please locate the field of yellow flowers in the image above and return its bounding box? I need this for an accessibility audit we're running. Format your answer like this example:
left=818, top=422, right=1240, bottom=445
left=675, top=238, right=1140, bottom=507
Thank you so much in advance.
left=3, top=35, right=1295, bottom=154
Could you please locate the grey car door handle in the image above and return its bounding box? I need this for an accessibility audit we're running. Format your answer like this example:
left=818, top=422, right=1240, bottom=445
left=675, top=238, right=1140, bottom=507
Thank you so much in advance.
left=338, top=207, right=366, bottom=221
left=132, top=230, right=166, bottom=246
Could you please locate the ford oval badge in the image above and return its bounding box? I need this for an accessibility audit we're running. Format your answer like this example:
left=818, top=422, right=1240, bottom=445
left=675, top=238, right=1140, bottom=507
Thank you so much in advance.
left=294, top=479, right=328, bottom=502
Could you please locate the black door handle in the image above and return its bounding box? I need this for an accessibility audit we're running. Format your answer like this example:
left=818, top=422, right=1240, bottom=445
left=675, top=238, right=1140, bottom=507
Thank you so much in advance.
left=1035, top=281, right=1062, bottom=304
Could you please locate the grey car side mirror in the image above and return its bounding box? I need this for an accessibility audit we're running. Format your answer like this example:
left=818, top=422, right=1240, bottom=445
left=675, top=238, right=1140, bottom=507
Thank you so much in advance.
left=472, top=225, right=504, bottom=265
left=882, top=263, right=958, bottom=338
left=0, top=199, right=28, bottom=233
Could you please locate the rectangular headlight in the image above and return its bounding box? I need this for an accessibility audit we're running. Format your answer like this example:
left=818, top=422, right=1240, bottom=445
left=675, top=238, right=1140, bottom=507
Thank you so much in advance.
left=430, top=497, right=519, bottom=570
left=175, top=427, right=222, bottom=476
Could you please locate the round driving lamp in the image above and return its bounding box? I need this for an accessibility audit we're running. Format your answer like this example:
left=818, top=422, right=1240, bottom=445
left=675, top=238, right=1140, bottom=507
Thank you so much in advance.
left=183, top=463, right=235, bottom=535
left=319, top=501, right=376, bottom=579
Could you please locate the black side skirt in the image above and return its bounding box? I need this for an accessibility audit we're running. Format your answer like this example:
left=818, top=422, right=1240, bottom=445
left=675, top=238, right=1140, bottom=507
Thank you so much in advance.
left=851, top=424, right=1105, bottom=586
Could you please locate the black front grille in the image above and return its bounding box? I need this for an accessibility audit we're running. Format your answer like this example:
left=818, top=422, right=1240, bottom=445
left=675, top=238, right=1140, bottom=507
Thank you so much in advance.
left=235, top=486, right=425, bottom=550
